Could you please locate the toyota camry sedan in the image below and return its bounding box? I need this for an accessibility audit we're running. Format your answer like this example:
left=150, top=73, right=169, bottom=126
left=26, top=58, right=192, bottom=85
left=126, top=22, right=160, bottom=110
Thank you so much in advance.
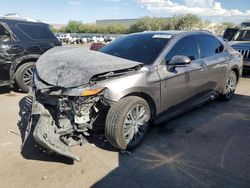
left=24, top=31, right=243, bottom=161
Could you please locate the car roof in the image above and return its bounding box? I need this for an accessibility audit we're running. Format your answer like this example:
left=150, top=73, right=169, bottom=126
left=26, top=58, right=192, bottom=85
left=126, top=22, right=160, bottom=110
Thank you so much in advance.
left=128, top=30, right=213, bottom=37
left=239, top=27, right=250, bottom=31
left=0, top=18, right=49, bottom=26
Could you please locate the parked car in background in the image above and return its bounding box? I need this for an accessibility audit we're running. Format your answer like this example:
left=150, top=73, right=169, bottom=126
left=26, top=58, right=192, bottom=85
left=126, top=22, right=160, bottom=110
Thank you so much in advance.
left=222, top=22, right=250, bottom=42
left=0, top=14, right=61, bottom=92
left=222, top=28, right=239, bottom=41
left=241, top=22, right=250, bottom=28
left=228, top=28, right=250, bottom=72
left=26, top=31, right=242, bottom=161
left=68, top=33, right=79, bottom=44
left=90, top=42, right=106, bottom=51
left=57, top=33, right=70, bottom=43
left=55, top=33, right=118, bottom=44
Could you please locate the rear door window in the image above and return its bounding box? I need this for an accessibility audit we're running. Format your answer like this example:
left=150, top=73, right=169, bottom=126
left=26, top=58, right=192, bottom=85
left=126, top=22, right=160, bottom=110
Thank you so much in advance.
left=197, top=35, right=224, bottom=58
left=17, top=23, right=56, bottom=40
left=0, top=24, right=11, bottom=42
left=164, top=35, right=199, bottom=63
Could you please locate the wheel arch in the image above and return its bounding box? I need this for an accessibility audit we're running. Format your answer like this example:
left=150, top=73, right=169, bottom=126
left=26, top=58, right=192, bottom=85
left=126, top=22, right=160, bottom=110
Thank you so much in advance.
left=9, top=54, right=40, bottom=83
left=231, top=66, right=240, bottom=82
left=124, top=92, right=157, bottom=119
left=14, top=57, right=38, bottom=72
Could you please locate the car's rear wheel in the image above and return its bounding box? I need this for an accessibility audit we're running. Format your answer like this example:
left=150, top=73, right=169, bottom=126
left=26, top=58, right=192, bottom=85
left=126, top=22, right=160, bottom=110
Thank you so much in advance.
left=105, top=96, right=151, bottom=150
left=220, top=70, right=237, bottom=101
left=15, top=62, right=35, bottom=92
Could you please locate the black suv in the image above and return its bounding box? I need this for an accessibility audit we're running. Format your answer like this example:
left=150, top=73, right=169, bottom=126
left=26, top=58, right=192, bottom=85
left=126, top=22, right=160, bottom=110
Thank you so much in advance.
left=0, top=17, right=61, bottom=92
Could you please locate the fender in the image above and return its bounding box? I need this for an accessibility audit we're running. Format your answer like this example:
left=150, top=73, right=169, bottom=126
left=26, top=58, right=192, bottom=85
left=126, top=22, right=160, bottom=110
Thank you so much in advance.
left=231, top=65, right=241, bottom=79
left=105, top=86, right=160, bottom=115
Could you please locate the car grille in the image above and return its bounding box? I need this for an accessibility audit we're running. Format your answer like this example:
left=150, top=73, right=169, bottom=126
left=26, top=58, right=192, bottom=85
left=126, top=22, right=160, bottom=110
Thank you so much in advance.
left=237, top=49, right=250, bottom=60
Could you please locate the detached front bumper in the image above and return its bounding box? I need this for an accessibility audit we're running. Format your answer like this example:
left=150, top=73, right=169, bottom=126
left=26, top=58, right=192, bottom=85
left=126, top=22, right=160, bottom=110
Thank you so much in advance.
left=23, top=89, right=111, bottom=161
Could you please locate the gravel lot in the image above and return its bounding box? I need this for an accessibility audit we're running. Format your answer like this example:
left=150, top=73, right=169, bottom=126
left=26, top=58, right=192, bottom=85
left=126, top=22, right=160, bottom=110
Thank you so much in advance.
left=0, top=75, right=249, bottom=188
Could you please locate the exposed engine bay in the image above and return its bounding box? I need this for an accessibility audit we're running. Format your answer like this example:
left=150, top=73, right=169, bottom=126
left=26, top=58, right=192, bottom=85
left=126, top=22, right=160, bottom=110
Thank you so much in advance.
left=27, top=90, right=111, bottom=161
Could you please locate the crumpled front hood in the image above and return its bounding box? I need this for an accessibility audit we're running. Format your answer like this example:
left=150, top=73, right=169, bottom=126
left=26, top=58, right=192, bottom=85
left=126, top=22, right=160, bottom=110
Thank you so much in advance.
left=35, top=46, right=142, bottom=88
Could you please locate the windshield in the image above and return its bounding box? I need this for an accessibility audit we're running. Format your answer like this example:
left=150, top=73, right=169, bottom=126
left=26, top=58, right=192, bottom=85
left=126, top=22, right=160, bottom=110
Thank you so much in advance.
left=241, top=22, right=250, bottom=28
left=99, top=33, right=170, bottom=65
left=223, top=28, right=238, bottom=41
left=233, top=30, right=250, bottom=41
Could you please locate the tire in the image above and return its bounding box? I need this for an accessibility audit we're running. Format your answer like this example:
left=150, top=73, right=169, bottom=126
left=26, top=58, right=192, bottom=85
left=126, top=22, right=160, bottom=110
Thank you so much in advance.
left=220, top=70, right=237, bottom=101
left=105, top=96, right=151, bottom=150
left=15, top=62, right=35, bottom=92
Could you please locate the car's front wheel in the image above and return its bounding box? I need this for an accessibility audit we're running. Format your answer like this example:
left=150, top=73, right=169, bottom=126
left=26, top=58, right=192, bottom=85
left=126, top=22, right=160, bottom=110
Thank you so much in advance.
left=220, top=70, right=237, bottom=101
left=105, top=96, right=151, bottom=150
left=15, top=62, right=35, bottom=92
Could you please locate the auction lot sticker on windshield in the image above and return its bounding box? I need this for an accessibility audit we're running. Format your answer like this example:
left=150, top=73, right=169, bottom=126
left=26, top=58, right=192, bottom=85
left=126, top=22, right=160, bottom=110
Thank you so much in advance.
left=153, top=34, right=172, bottom=39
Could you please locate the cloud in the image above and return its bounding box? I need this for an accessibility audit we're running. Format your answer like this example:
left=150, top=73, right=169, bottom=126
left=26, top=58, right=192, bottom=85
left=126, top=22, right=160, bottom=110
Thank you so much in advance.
left=105, top=0, right=121, bottom=2
left=184, top=0, right=215, bottom=8
left=104, top=7, right=119, bottom=15
left=68, top=1, right=81, bottom=6
left=136, top=0, right=250, bottom=19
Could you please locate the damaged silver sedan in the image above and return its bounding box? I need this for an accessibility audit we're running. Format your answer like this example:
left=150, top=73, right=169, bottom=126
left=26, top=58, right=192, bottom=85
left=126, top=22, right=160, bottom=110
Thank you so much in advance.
left=24, top=31, right=243, bottom=161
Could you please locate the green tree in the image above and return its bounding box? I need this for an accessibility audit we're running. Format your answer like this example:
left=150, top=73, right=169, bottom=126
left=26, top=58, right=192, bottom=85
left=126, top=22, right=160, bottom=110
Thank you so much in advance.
left=213, top=22, right=237, bottom=35
left=129, top=14, right=203, bottom=33
left=106, top=24, right=128, bottom=34
left=129, top=17, right=169, bottom=33
left=175, top=14, right=202, bottom=30
left=58, top=14, right=233, bottom=35
left=65, top=20, right=83, bottom=33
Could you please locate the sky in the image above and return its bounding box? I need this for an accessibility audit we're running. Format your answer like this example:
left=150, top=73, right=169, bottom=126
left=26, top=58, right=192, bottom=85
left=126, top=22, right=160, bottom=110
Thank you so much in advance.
left=0, top=0, right=249, bottom=24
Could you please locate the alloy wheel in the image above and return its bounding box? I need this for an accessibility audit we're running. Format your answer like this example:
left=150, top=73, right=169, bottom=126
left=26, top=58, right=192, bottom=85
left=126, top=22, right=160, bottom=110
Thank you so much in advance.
left=224, top=71, right=237, bottom=98
left=123, top=104, right=150, bottom=145
left=23, top=67, right=34, bottom=87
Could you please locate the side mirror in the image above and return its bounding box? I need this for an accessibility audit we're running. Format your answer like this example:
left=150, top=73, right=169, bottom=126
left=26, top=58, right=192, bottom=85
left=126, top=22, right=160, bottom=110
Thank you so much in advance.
left=169, top=55, right=191, bottom=66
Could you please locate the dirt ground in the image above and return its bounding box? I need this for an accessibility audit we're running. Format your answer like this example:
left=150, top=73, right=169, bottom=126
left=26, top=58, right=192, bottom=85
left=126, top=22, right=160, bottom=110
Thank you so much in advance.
left=0, top=75, right=250, bottom=188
